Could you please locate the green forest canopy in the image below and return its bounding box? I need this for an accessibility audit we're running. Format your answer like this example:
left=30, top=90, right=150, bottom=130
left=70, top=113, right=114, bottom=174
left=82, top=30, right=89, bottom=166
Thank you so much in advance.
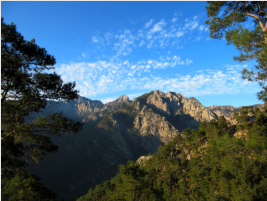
left=78, top=107, right=267, bottom=201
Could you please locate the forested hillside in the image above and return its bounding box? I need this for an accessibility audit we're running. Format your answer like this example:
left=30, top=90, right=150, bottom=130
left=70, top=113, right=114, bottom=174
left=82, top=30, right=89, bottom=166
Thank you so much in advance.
left=78, top=106, right=267, bottom=201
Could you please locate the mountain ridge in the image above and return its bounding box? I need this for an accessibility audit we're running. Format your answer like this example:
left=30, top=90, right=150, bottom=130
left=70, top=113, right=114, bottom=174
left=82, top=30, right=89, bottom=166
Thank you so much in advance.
left=28, top=90, right=264, bottom=201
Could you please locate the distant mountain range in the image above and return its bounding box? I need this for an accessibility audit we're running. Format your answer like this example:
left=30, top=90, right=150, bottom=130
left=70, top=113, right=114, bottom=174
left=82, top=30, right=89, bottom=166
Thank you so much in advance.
left=28, top=90, right=263, bottom=201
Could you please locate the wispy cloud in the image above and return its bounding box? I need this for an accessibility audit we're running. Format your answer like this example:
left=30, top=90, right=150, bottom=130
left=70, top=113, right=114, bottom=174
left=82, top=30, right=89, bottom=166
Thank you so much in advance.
left=56, top=55, right=260, bottom=100
left=81, top=52, right=87, bottom=58
left=56, top=12, right=260, bottom=101
left=145, top=19, right=154, bottom=29
left=199, top=25, right=204, bottom=31
left=92, top=36, right=100, bottom=43
left=114, top=30, right=135, bottom=57
left=172, top=18, right=177, bottom=23
left=150, top=20, right=166, bottom=33
left=195, top=36, right=201, bottom=41
left=104, top=32, right=113, bottom=45
left=184, top=21, right=198, bottom=30
left=89, top=14, right=209, bottom=57
left=56, top=54, right=193, bottom=97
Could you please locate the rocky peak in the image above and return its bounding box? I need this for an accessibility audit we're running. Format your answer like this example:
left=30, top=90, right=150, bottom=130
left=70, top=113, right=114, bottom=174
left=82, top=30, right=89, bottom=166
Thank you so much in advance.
left=154, top=90, right=165, bottom=96
left=72, top=96, right=104, bottom=114
left=102, top=95, right=130, bottom=110
left=114, top=95, right=130, bottom=103
left=166, top=91, right=186, bottom=101
left=104, top=95, right=130, bottom=106
left=142, top=90, right=217, bottom=127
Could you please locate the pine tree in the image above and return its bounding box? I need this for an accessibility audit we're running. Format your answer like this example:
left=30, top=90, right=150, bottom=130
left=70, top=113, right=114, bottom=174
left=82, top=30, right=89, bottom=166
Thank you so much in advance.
left=1, top=18, right=83, bottom=200
left=206, top=2, right=267, bottom=102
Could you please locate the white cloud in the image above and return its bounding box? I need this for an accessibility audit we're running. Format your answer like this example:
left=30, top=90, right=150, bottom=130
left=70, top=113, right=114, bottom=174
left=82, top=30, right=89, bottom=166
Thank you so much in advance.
left=189, top=21, right=198, bottom=30
left=186, top=59, right=193, bottom=65
left=180, top=75, right=191, bottom=81
left=55, top=54, right=195, bottom=97
left=145, top=19, right=154, bottom=29
left=176, top=31, right=184, bottom=37
left=56, top=12, right=261, bottom=100
left=147, top=41, right=153, bottom=49
left=199, top=25, right=204, bottom=31
left=56, top=59, right=260, bottom=99
left=150, top=20, right=166, bottom=33
left=147, top=60, right=153, bottom=64
left=104, top=32, right=113, bottom=44
left=137, top=30, right=144, bottom=38
left=195, top=36, right=201, bottom=41
left=89, top=12, right=210, bottom=56
left=113, top=30, right=135, bottom=57
left=139, top=40, right=145, bottom=47
left=82, top=52, right=87, bottom=58
left=92, top=36, right=99, bottom=43
left=101, top=97, right=116, bottom=104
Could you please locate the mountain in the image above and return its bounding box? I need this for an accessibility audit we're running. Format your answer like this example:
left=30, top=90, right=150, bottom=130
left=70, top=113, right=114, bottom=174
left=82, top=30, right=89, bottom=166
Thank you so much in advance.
left=77, top=105, right=267, bottom=201
left=28, top=90, right=263, bottom=201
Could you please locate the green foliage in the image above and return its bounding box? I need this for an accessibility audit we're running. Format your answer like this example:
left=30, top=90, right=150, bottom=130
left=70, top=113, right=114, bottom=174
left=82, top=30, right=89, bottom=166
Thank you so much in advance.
left=78, top=107, right=267, bottom=200
left=205, top=2, right=267, bottom=102
left=1, top=18, right=83, bottom=200
left=2, top=168, right=57, bottom=201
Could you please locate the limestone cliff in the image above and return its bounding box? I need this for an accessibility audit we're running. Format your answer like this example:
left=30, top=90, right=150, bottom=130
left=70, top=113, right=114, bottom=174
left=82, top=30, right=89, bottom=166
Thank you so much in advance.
left=144, top=90, right=217, bottom=129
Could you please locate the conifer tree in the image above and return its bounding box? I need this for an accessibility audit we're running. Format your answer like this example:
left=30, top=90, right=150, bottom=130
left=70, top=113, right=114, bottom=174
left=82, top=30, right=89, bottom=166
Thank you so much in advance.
left=206, top=2, right=267, bottom=102
left=1, top=18, right=83, bottom=200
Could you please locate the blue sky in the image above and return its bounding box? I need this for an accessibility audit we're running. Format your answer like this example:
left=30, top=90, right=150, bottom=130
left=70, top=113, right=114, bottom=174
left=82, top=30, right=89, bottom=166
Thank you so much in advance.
left=2, top=1, right=264, bottom=107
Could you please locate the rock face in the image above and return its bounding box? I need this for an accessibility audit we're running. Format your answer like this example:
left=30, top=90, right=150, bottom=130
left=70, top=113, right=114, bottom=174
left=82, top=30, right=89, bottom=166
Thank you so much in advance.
left=29, top=90, right=257, bottom=201
left=207, top=105, right=239, bottom=119
left=207, top=104, right=263, bottom=123
left=133, top=105, right=179, bottom=153
left=41, top=96, right=104, bottom=120
left=145, top=90, right=217, bottom=130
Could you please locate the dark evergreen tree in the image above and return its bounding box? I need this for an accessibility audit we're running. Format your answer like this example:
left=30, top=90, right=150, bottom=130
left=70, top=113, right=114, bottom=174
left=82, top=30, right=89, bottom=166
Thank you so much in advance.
left=205, top=1, right=267, bottom=102
left=1, top=18, right=83, bottom=200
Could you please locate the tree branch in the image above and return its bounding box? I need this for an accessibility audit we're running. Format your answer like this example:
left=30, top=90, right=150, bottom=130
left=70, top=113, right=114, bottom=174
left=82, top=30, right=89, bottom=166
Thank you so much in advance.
left=1, top=129, right=16, bottom=140
left=1, top=90, right=8, bottom=103
left=245, top=11, right=265, bottom=30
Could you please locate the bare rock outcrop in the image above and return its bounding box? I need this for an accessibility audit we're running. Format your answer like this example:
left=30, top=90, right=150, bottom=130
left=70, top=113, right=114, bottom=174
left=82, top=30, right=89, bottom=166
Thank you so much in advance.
left=137, top=155, right=153, bottom=164
left=133, top=105, right=179, bottom=153
left=144, top=90, right=217, bottom=129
